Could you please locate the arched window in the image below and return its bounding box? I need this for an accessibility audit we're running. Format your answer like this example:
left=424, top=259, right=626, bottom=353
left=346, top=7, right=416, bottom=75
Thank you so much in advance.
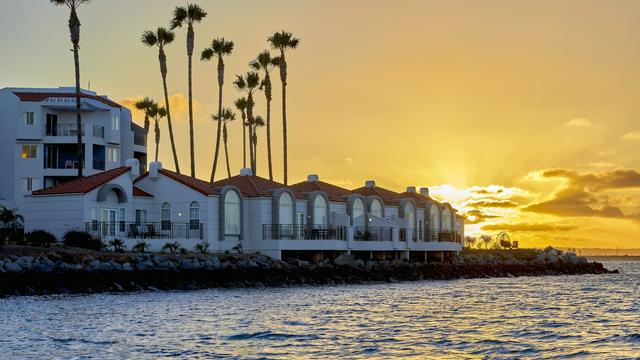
left=189, top=201, right=200, bottom=230
left=370, top=198, right=383, bottom=218
left=313, top=195, right=327, bottom=227
left=403, top=203, right=415, bottom=229
left=161, top=202, right=171, bottom=230
left=430, top=206, right=440, bottom=239
left=279, top=192, right=293, bottom=225
left=352, top=198, right=365, bottom=228
left=224, top=191, right=241, bottom=237
left=442, top=208, right=452, bottom=231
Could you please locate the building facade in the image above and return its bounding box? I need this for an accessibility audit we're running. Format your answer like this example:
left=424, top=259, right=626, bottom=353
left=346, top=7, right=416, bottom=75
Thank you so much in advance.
left=0, top=87, right=147, bottom=211
left=24, top=162, right=464, bottom=261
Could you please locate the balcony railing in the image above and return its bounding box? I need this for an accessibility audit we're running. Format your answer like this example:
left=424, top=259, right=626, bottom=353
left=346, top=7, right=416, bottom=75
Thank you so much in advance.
left=85, top=221, right=203, bottom=240
left=431, top=230, right=461, bottom=243
left=263, top=224, right=347, bottom=240
left=47, top=124, right=84, bottom=137
left=354, top=227, right=392, bottom=241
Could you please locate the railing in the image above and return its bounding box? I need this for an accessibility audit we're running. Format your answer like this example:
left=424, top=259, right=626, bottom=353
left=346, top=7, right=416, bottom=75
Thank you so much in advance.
left=85, top=221, right=203, bottom=240
left=93, top=125, right=105, bottom=138
left=433, top=230, right=460, bottom=243
left=134, top=132, right=147, bottom=146
left=45, top=160, right=84, bottom=169
left=47, top=124, right=84, bottom=137
left=354, top=227, right=392, bottom=241
left=263, top=224, right=347, bottom=240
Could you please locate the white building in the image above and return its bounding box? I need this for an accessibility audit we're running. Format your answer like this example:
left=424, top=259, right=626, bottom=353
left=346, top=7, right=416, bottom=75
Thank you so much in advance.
left=23, top=162, right=464, bottom=261
left=0, top=87, right=147, bottom=211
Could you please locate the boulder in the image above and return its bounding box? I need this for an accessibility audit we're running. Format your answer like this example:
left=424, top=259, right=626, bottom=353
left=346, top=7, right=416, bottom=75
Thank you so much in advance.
left=122, top=263, right=134, bottom=272
left=179, top=260, right=195, bottom=270
left=208, top=256, right=221, bottom=268
left=334, top=254, right=358, bottom=267
left=4, top=261, right=22, bottom=273
left=15, top=256, right=34, bottom=270
left=35, top=262, right=54, bottom=273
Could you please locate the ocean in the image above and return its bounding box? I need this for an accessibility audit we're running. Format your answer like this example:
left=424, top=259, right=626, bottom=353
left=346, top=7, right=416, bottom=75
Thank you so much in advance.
left=1, top=260, right=638, bottom=359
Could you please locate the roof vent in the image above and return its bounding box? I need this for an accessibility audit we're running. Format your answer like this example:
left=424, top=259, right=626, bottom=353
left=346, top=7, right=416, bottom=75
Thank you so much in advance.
left=240, top=168, right=253, bottom=176
left=365, top=180, right=376, bottom=188
left=420, top=187, right=429, bottom=196
left=406, top=186, right=416, bottom=193
left=149, top=161, right=162, bottom=179
left=307, top=174, right=319, bottom=182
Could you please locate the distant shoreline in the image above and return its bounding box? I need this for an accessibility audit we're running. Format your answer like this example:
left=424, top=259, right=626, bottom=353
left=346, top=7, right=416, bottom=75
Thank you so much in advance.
left=586, top=256, right=640, bottom=261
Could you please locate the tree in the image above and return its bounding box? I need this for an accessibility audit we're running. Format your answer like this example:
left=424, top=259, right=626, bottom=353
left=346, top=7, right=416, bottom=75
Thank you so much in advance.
left=250, top=50, right=277, bottom=181
left=132, top=240, right=150, bottom=253
left=0, top=206, right=24, bottom=228
left=171, top=3, right=207, bottom=177
left=479, top=234, right=492, bottom=249
left=212, top=108, right=236, bottom=178
left=141, top=27, right=181, bottom=173
left=201, top=37, right=234, bottom=182
left=250, top=115, right=265, bottom=172
left=50, top=0, right=91, bottom=177
left=268, top=31, right=300, bottom=185
left=233, top=72, right=261, bottom=175
left=151, top=105, right=167, bottom=162
left=464, top=236, right=477, bottom=249
left=134, top=97, right=155, bottom=136
left=234, top=97, right=248, bottom=169
left=194, top=241, right=209, bottom=254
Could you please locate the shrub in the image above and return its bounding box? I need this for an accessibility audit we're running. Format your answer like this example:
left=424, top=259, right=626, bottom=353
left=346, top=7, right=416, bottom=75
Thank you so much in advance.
left=132, top=240, right=149, bottom=253
left=63, top=230, right=104, bottom=251
left=108, top=239, right=126, bottom=252
left=162, top=241, right=180, bottom=254
left=25, top=230, right=56, bottom=247
left=194, top=242, right=209, bottom=254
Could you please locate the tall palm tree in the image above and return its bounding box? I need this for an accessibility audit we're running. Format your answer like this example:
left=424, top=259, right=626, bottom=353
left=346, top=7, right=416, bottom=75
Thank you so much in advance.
left=250, top=115, right=265, bottom=173
left=171, top=3, right=207, bottom=178
left=233, top=72, right=261, bottom=175
left=212, top=108, right=236, bottom=178
left=268, top=31, right=300, bottom=185
left=141, top=27, right=181, bottom=173
left=201, top=37, right=234, bottom=182
left=250, top=50, right=277, bottom=181
left=234, top=97, right=248, bottom=169
left=134, top=97, right=155, bottom=135
left=50, top=0, right=91, bottom=177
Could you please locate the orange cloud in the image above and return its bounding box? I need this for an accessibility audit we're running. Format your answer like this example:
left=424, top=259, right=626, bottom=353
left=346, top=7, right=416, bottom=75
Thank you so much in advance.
left=119, top=93, right=200, bottom=124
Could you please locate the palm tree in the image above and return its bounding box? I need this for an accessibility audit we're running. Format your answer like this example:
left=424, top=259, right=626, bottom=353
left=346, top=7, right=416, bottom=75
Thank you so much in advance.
left=268, top=31, right=300, bottom=185
left=250, top=115, right=265, bottom=172
left=0, top=206, right=23, bottom=228
left=50, top=0, right=91, bottom=177
left=171, top=3, right=207, bottom=178
left=201, top=37, right=234, bottom=182
left=234, top=97, right=248, bottom=169
left=141, top=27, right=181, bottom=173
left=250, top=50, right=277, bottom=181
left=233, top=72, right=261, bottom=175
left=479, top=234, right=492, bottom=249
left=134, top=97, right=155, bottom=135
left=212, top=108, right=236, bottom=178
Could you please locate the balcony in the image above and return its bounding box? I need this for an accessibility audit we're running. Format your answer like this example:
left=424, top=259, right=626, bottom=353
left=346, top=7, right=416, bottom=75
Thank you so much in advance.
left=46, top=124, right=84, bottom=137
left=85, top=221, right=203, bottom=240
left=263, top=225, right=347, bottom=240
left=354, top=227, right=393, bottom=241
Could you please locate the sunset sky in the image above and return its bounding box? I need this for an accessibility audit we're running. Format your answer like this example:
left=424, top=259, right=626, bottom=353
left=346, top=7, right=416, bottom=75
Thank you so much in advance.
left=1, top=0, right=639, bottom=249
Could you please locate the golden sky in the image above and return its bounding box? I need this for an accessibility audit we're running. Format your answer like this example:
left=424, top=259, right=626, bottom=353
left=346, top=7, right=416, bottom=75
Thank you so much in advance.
left=1, top=0, right=639, bottom=248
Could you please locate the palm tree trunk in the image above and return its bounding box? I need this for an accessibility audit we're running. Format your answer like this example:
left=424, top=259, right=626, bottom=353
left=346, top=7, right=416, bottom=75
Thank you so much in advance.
left=266, top=97, right=273, bottom=181
left=242, top=113, right=247, bottom=168
left=281, top=81, right=288, bottom=185
left=224, top=123, right=231, bottom=178
left=248, top=124, right=254, bottom=175
left=210, top=83, right=223, bottom=182
left=73, top=44, right=83, bottom=177
left=188, top=52, right=195, bottom=177
left=161, top=74, right=180, bottom=173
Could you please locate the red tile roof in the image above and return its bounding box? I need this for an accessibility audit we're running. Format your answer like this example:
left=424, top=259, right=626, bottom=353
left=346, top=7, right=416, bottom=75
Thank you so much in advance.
left=133, top=186, right=153, bottom=197
left=32, top=167, right=130, bottom=196
left=289, top=180, right=353, bottom=202
left=211, top=175, right=292, bottom=198
left=351, top=185, right=403, bottom=205
left=12, top=91, right=122, bottom=108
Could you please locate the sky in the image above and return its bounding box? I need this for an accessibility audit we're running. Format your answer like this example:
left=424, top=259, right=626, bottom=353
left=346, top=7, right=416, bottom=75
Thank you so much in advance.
left=1, top=0, right=639, bottom=249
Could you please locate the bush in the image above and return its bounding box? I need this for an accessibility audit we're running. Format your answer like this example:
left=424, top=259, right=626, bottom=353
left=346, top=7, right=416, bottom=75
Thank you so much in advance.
left=63, top=230, right=104, bottom=251
left=108, top=239, right=125, bottom=252
left=25, top=230, right=56, bottom=247
left=162, top=241, right=180, bottom=254
left=132, top=240, right=149, bottom=253
left=194, top=242, right=209, bottom=254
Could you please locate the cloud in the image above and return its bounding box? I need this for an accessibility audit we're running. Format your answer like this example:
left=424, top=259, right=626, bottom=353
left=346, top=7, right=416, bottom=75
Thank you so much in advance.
left=622, top=130, right=640, bottom=140
left=465, top=199, right=519, bottom=208
left=538, top=168, right=640, bottom=191
left=463, top=209, right=499, bottom=224
left=481, top=222, right=577, bottom=232
left=120, top=93, right=198, bottom=123
left=596, top=148, right=617, bottom=157
left=565, top=118, right=592, bottom=128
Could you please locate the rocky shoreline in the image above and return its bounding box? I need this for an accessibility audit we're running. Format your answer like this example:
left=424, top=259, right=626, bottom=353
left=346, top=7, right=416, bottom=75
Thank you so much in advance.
left=0, top=247, right=616, bottom=297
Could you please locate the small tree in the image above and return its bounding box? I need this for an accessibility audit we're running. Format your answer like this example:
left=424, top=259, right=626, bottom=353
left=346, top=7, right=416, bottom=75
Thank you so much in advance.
left=108, top=238, right=125, bottom=252
left=194, top=241, right=209, bottom=254
left=479, top=235, right=492, bottom=249
left=464, top=236, right=477, bottom=249
left=162, top=241, right=180, bottom=253
left=132, top=240, right=150, bottom=253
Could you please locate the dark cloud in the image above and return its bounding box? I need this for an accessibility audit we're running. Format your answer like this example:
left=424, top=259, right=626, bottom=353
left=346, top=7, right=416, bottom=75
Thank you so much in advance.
left=481, top=222, right=576, bottom=232
left=463, top=209, right=498, bottom=224
left=472, top=188, right=504, bottom=195
left=465, top=199, right=519, bottom=208
left=540, top=168, right=640, bottom=191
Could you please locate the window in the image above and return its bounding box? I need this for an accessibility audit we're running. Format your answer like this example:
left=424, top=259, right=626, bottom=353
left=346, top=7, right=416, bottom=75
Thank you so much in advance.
left=430, top=206, right=440, bottom=239
left=313, top=196, right=327, bottom=227
left=112, top=115, right=120, bottom=131
left=352, top=198, right=365, bottom=228
left=417, top=219, right=424, bottom=241
left=135, top=209, right=147, bottom=225
left=370, top=198, right=383, bottom=218
left=22, top=178, right=39, bottom=193
left=161, top=202, right=171, bottom=230
left=442, top=209, right=452, bottom=231
left=119, top=208, right=125, bottom=232
left=91, top=207, right=98, bottom=231
left=107, top=147, right=119, bottom=162
left=21, top=144, right=37, bottom=159
left=24, top=112, right=35, bottom=125
left=190, top=201, right=200, bottom=230
left=224, top=193, right=240, bottom=236
left=278, top=193, right=293, bottom=225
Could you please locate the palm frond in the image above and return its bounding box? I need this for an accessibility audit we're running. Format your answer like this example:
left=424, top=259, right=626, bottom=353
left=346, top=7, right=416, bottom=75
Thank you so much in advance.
left=234, top=97, right=247, bottom=111
left=141, top=30, right=158, bottom=46
left=233, top=74, right=246, bottom=90
left=170, top=6, right=187, bottom=29
left=187, top=3, right=207, bottom=22
left=157, top=107, right=167, bottom=118
left=157, top=27, right=175, bottom=45
left=201, top=48, right=214, bottom=61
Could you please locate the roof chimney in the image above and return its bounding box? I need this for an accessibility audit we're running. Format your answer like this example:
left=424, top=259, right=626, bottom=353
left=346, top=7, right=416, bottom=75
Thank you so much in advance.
left=307, top=174, right=319, bottom=182
left=406, top=186, right=416, bottom=193
left=420, top=187, right=429, bottom=196
left=365, top=180, right=376, bottom=188
left=240, top=168, right=253, bottom=176
left=125, top=158, right=140, bottom=178
left=149, top=161, right=162, bottom=179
